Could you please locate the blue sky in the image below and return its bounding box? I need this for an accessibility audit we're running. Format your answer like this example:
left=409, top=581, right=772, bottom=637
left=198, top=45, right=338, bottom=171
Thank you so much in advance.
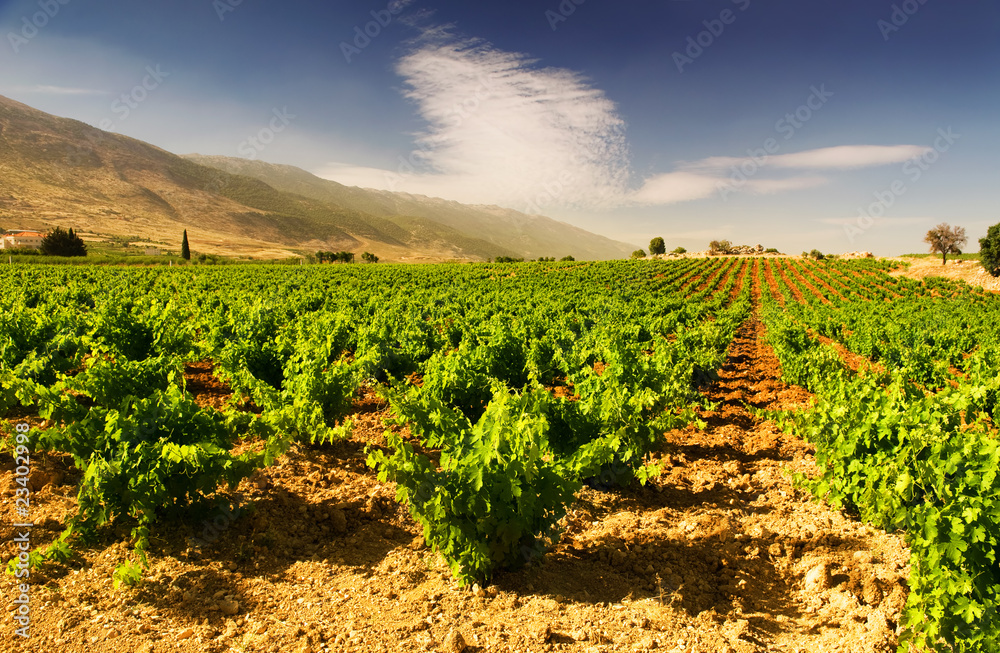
left=0, top=0, right=997, bottom=255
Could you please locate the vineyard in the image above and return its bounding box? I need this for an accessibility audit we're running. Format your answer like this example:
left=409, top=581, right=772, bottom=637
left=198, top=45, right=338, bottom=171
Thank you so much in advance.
left=1, top=258, right=998, bottom=652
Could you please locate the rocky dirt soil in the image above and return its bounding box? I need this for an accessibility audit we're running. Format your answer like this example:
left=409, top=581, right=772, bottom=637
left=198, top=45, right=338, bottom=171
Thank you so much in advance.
left=1, top=282, right=911, bottom=653
left=892, top=256, right=1000, bottom=293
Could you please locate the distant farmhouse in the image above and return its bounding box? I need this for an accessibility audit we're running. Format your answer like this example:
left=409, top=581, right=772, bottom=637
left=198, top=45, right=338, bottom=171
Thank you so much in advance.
left=0, top=230, right=45, bottom=249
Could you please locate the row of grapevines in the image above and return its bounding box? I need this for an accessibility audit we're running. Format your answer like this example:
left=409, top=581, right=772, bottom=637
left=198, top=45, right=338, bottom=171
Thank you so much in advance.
left=771, top=258, right=1000, bottom=388
left=368, top=262, right=753, bottom=585
left=1, top=259, right=743, bottom=585
left=760, top=261, right=1000, bottom=652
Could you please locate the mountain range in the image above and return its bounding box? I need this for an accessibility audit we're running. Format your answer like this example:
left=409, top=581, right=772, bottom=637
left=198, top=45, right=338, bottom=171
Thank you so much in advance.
left=0, top=94, right=634, bottom=261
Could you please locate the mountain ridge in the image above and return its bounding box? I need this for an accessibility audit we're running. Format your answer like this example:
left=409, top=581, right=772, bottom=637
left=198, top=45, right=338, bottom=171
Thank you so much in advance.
left=0, top=94, right=634, bottom=260
left=183, top=154, right=636, bottom=261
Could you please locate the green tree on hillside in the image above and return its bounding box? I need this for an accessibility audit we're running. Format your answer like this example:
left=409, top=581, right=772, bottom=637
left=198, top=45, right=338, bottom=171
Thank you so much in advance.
left=181, top=230, right=191, bottom=260
left=361, top=252, right=379, bottom=264
left=317, top=251, right=355, bottom=263
left=925, top=223, right=967, bottom=265
left=649, top=237, right=666, bottom=255
left=980, top=223, right=1000, bottom=277
left=631, top=249, right=646, bottom=259
left=709, top=240, right=732, bottom=255
left=40, top=227, right=86, bottom=257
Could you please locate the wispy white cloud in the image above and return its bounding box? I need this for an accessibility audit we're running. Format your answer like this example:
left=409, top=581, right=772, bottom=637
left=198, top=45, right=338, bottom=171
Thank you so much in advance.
left=9, top=84, right=109, bottom=96
left=316, top=30, right=936, bottom=213
left=314, top=162, right=399, bottom=190
left=631, top=172, right=721, bottom=205
left=746, top=176, right=829, bottom=194
left=817, top=216, right=931, bottom=227
left=377, top=32, right=631, bottom=211
left=630, top=172, right=831, bottom=205
left=769, top=145, right=931, bottom=169
left=684, top=145, right=930, bottom=174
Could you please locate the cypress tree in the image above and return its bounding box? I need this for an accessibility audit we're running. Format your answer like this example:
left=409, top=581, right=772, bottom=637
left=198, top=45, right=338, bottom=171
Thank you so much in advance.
left=39, top=227, right=87, bottom=257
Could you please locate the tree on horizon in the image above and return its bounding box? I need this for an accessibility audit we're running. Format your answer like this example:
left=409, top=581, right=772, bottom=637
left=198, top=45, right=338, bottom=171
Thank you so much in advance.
left=181, top=229, right=191, bottom=260
left=979, top=223, right=1000, bottom=277
left=40, top=227, right=86, bottom=257
left=924, top=223, right=967, bottom=265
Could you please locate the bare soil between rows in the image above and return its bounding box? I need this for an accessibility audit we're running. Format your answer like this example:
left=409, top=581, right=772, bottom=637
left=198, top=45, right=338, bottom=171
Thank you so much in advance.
left=1, top=286, right=910, bottom=653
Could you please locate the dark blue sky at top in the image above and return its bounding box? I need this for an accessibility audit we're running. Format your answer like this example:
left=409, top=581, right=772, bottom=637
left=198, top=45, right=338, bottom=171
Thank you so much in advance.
left=0, top=0, right=997, bottom=253
left=20, top=1, right=992, bottom=146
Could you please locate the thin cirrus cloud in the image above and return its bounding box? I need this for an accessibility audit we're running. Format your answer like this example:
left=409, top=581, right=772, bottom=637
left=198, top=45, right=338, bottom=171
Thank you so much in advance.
left=10, top=85, right=110, bottom=96
left=685, top=145, right=932, bottom=173
left=626, top=144, right=931, bottom=206
left=817, top=216, right=931, bottom=227
left=318, top=31, right=933, bottom=213
left=744, top=176, right=829, bottom=194
left=396, top=32, right=631, bottom=210
left=630, top=172, right=831, bottom=205
left=629, top=172, right=722, bottom=205
left=319, top=31, right=631, bottom=210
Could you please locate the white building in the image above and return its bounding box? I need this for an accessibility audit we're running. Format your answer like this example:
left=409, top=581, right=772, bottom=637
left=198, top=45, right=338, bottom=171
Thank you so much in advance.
left=0, top=231, right=45, bottom=250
